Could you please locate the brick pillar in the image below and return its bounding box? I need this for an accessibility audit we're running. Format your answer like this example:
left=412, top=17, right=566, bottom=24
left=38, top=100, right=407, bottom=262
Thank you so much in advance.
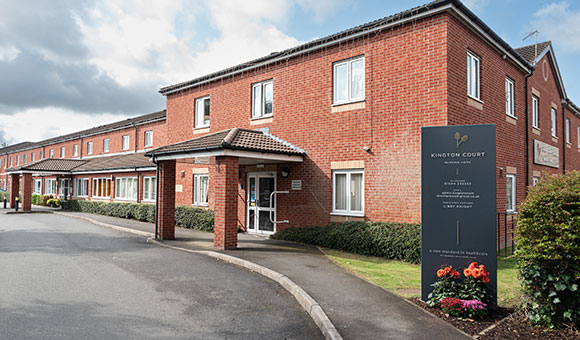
left=9, top=174, right=19, bottom=208
left=157, top=160, right=176, bottom=240
left=21, top=173, right=33, bottom=211
left=213, top=156, right=239, bottom=250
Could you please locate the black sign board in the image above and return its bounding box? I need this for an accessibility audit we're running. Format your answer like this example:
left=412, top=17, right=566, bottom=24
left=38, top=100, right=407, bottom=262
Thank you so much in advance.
left=421, top=124, right=497, bottom=304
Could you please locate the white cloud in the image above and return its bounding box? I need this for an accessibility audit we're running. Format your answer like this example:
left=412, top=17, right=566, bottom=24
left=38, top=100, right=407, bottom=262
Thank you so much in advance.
left=533, top=2, right=580, bottom=52
left=294, top=0, right=348, bottom=23
left=0, top=108, right=130, bottom=144
left=461, top=0, right=489, bottom=13
left=0, top=44, right=20, bottom=62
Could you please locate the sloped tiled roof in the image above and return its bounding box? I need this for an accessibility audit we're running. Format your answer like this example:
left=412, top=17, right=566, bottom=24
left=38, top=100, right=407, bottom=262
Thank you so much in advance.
left=0, top=142, right=35, bottom=155
left=146, top=128, right=305, bottom=157
left=7, top=158, right=87, bottom=172
left=515, top=41, right=551, bottom=64
left=6, top=153, right=152, bottom=173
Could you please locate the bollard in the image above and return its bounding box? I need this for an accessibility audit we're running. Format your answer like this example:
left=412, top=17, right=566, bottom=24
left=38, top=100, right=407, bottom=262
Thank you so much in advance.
left=14, top=197, right=19, bottom=212
left=3, top=198, right=6, bottom=209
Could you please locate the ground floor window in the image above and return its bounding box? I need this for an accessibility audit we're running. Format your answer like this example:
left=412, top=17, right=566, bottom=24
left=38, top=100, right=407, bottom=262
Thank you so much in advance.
left=45, top=179, right=57, bottom=195
left=506, top=174, right=516, bottom=212
left=92, top=178, right=111, bottom=198
left=532, top=177, right=540, bottom=186
left=193, top=174, right=209, bottom=206
left=143, top=176, right=156, bottom=201
left=33, top=179, right=42, bottom=194
left=332, top=169, right=364, bottom=215
left=115, top=177, right=137, bottom=200
left=74, top=178, right=89, bottom=197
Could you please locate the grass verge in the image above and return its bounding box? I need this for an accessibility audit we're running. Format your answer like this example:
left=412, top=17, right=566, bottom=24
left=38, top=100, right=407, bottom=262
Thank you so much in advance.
left=324, top=249, right=521, bottom=306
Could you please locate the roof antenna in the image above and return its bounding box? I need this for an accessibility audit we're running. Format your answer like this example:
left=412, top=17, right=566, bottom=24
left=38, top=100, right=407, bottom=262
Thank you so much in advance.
left=523, top=30, right=539, bottom=65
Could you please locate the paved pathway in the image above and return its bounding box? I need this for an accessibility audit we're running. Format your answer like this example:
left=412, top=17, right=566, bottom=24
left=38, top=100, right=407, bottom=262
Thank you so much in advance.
left=51, top=210, right=471, bottom=340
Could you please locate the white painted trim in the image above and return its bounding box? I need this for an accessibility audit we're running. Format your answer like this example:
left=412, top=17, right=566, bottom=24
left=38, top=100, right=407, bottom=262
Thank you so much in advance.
left=71, top=167, right=155, bottom=175
left=152, top=149, right=303, bottom=162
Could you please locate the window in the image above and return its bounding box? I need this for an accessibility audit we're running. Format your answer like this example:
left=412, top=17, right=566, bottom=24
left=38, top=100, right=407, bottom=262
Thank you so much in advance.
left=23, top=154, right=26, bottom=164
left=87, top=142, right=93, bottom=155
left=333, top=56, right=365, bottom=104
left=60, top=147, right=65, bottom=158
left=16, top=155, right=20, bottom=165
left=33, top=179, right=42, bottom=194
left=566, top=118, right=570, bottom=143
left=73, top=144, right=78, bottom=157
left=40, top=150, right=44, bottom=159
left=578, top=126, right=580, bottom=148
left=73, top=178, right=89, bottom=197
left=252, top=80, right=273, bottom=118
left=144, top=130, right=153, bottom=147
left=31, top=152, right=35, bottom=162
left=122, top=135, right=130, bottom=151
left=532, top=177, right=540, bottom=186
left=193, top=174, right=209, bottom=205
left=467, top=52, right=480, bottom=100
left=143, top=176, right=157, bottom=201
left=115, top=177, right=137, bottom=200
left=332, top=169, right=364, bottom=215
left=92, top=178, right=111, bottom=198
left=505, top=78, right=515, bottom=117
left=45, top=179, right=57, bottom=195
left=551, top=108, right=557, bottom=137
left=532, top=96, right=539, bottom=128
left=195, top=96, right=210, bottom=128
left=103, top=139, right=110, bottom=153
left=10, top=157, right=13, bottom=167
left=506, top=174, right=516, bottom=212
left=50, top=149, right=54, bottom=158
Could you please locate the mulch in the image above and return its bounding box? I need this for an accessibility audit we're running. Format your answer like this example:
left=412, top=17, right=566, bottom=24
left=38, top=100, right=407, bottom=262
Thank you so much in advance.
left=409, top=298, right=580, bottom=339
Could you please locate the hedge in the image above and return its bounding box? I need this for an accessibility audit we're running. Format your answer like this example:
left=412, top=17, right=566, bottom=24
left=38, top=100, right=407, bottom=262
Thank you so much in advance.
left=271, top=221, right=421, bottom=264
left=516, top=171, right=580, bottom=328
left=61, top=200, right=214, bottom=232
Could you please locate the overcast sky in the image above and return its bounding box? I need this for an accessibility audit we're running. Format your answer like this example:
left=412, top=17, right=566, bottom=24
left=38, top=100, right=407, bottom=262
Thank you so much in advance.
left=1, top=0, right=579, bottom=145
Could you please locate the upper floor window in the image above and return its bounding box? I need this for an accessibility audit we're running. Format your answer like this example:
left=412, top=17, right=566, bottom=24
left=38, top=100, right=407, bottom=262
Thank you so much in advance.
left=9, top=157, right=13, bottom=167
left=103, top=138, right=110, bottom=153
left=49, top=149, right=54, bottom=158
left=16, top=155, right=20, bottom=165
left=122, top=135, right=130, bottom=151
left=87, top=141, right=93, bottom=155
left=467, top=52, right=480, bottom=100
left=532, top=96, right=539, bottom=128
left=144, top=130, right=153, bottom=147
left=333, top=56, right=365, bottom=104
left=31, top=152, right=35, bottom=162
left=73, top=144, right=78, bottom=157
left=23, top=154, right=26, bottom=164
left=252, top=80, right=273, bottom=119
left=505, top=78, right=515, bottom=117
left=566, top=118, right=571, bottom=143
left=506, top=174, right=516, bottom=212
left=60, top=146, right=65, bottom=158
left=40, top=150, right=45, bottom=159
left=195, top=95, right=210, bottom=128
left=332, top=169, right=364, bottom=216
left=551, top=108, right=557, bottom=137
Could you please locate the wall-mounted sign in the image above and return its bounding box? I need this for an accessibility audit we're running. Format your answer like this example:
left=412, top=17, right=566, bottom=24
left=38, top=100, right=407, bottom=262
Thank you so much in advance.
left=291, top=180, right=302, bottom=190
left=175, top=184, right=183, bottom=192
left=533, top=139, right=559, bottom=168
left=421, top=124, right=497, bottom=305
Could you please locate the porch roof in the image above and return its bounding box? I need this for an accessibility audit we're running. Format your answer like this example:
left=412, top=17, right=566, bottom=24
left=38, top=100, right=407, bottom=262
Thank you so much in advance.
left=145, top=128, right=306, bottom=162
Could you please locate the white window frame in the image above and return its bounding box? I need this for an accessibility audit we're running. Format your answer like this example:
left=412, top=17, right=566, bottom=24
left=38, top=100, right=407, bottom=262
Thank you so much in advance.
left=87, top=141, right=93, bottom=155
left=103, top=138, right=110, bottom=153
left=16, top=155, right=20, bottom=165
left=506, top=174, right=516, bottom=212
left=31, top=152, right=35, bottom=162
left=551, top=108, right=557, bottom=137
left=10, top=157, right=13, bottom=167
left=532, top=177, right=540, bottom=186
left=143, top=176, right=157, bottom=202
left=565, top=118, right=570, bottom=143
left=40, top=150, right=45, bottom=159
left=144, top=130, right=153, bottom=147
left=467, top=52, right=480, bottom=100
left=333, top=55, right=365, bottom=105
left=73, top=144, right=78, bottom=157
left=23, top=154, right=26, bottom=164
left=193, top=174, right=209, bottom=206
left=49, top=149, right=54, bottom=158
left=33, top=179, right=42, bottom=194
left=505, top=77, right=515, bottom=118
left=251, top=80, right=274, bottom=119
left=532, top=95, right=539, bottom=129
left=92, top=178, right=111, bottom=198
left=122, top=135, right=130, bottom=151
left=332, top=169, right=364, bottom=216
left=195, top=95, right=210, bottom=128
left=115, top=177, right=138, bottom=201
left=60, top=146, right=65, bottom=158
left=73, top=178, right=89, bottom=197
left=45, top=179, right=57, bottom=195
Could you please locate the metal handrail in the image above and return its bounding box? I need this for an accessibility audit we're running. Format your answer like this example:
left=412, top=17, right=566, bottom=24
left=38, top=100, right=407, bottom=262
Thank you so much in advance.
left=269, top=191, right=289, bottom=225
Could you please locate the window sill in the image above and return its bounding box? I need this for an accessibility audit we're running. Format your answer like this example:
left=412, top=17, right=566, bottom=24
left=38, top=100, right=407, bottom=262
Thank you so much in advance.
left=552, top=136, right=558, bottom=143
left=467, top=96, right=483, bottom=110
left=331, top=100, right=366, bottom=113
left=250, top=116, right=273, bottom=125
left=194, top=127, right=210, bottom=134
left=192, top=203, right=209, bottom=208
left=332, top=99, right=365, bottom=107
left=114, top=198, right=138, bottom=202
left=142, top=199, right=156, bottom=203
left=467, top=95, right=483, bottom=104
left=330, top=212, right=365, bottom=217
left=505, top=115, right=517, bottom=125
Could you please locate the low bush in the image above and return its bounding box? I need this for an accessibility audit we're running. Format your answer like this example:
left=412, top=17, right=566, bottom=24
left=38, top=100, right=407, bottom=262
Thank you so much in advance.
left=516, top=171, right=580, bottom=328
left=61, top=200, right=214, bottom=232
left=271, top=221, right=421, bottom=263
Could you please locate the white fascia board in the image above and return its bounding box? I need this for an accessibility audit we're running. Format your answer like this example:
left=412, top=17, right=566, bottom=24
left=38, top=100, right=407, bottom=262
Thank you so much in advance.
left=12, top=171, right=71, bottom=175
left=71, top=167, right=156, bottom=175
left=152, top=149, right=304, bottom=163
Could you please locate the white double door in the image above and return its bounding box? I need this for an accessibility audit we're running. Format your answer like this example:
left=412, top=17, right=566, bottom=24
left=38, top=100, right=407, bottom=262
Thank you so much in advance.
left=247, top=172, right=276, bottom=234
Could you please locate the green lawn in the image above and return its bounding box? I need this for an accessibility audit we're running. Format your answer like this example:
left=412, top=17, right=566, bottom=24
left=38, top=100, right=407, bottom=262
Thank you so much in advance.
left=325, top=249, right=522, bottom=307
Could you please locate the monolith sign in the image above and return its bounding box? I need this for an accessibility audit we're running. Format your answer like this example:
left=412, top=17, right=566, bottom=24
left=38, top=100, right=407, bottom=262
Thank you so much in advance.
left=421, top=124, right=497, bottom=305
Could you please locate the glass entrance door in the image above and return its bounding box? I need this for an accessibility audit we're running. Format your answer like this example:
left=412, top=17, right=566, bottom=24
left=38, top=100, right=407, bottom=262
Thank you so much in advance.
left=247, top=172, right=276, bottom=234
left=58, top=179, right=70, bottom=200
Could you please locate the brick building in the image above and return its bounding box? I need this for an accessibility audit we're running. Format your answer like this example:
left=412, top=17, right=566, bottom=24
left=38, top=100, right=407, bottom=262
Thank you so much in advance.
left=2, top=0, right=580, bottom=249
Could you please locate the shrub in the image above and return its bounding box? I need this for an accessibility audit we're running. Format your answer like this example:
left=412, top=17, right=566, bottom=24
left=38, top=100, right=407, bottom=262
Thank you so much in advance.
left=271, top=221, right=421, bottom=263
left=61, top=200, right=214, bottom=232
left=516, top=171, right=580, bottom=328
left=427, top=265, right=460, bottom=307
